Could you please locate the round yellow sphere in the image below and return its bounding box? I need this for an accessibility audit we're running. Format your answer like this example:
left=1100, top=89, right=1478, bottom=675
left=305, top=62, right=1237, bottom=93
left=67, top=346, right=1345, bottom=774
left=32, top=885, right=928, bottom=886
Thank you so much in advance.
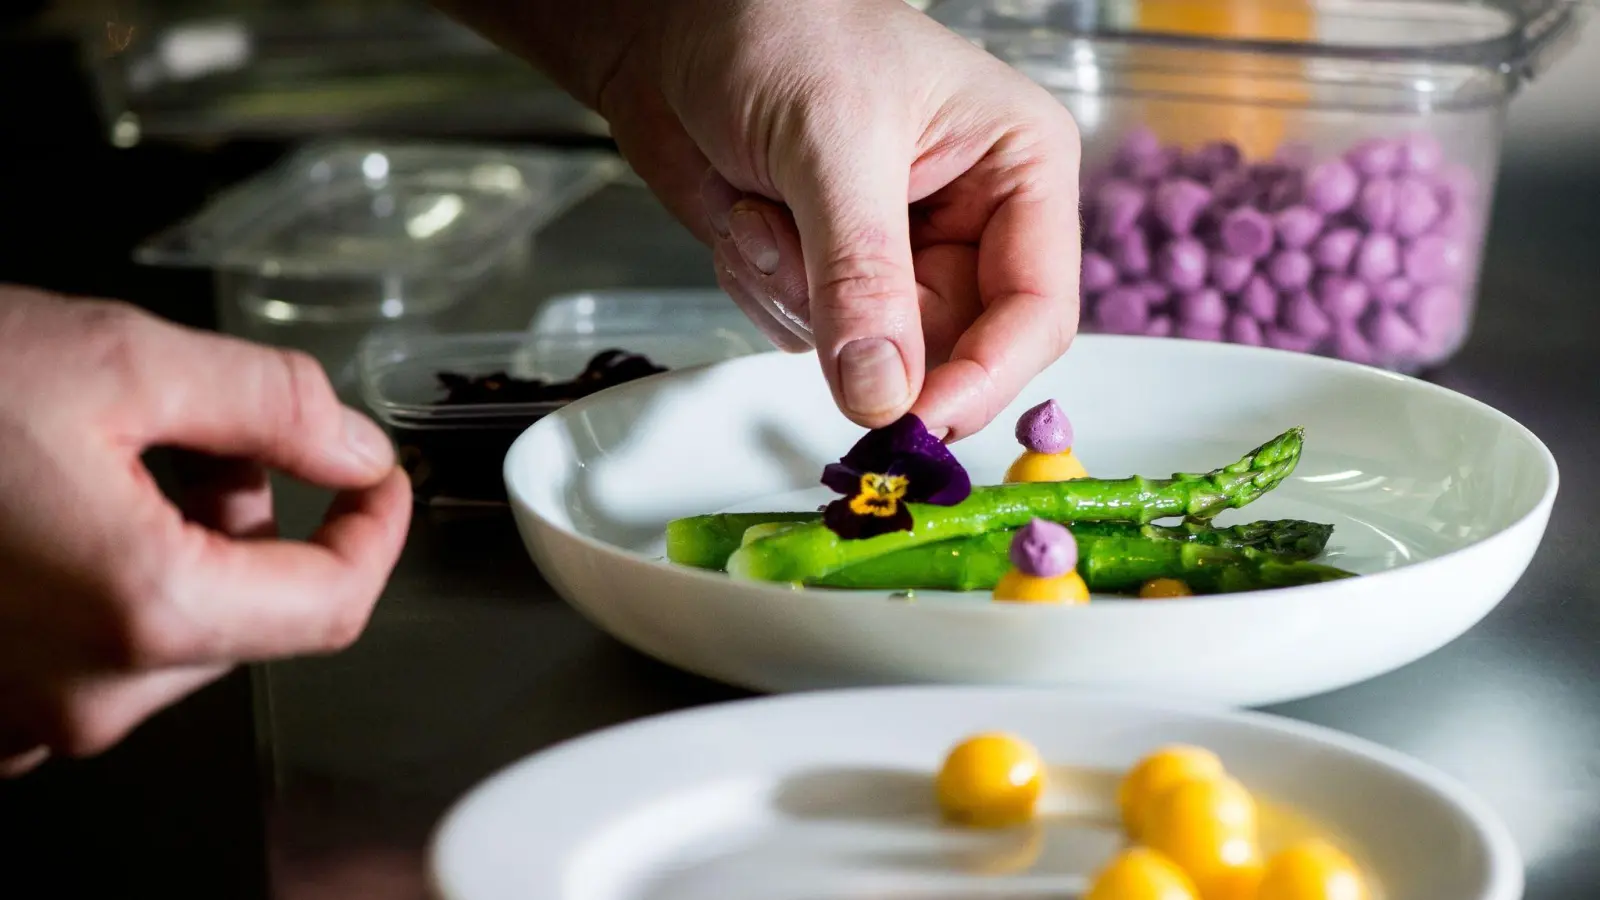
left=935, top=732, right=1044, bottom=828
left=1118, top=745, right=1227, bottom=840
left=993, top=570, right=1091, bottom=604
left=1142, top=774, right=1261, bottom=897
left=1140, top=577, right=1195, bottom=599
left=1086, top=847, right=1200, bottom=900
left=1257, top=840, right=1369, bottom=900
left=1004, top=449, right=1089, bottom=484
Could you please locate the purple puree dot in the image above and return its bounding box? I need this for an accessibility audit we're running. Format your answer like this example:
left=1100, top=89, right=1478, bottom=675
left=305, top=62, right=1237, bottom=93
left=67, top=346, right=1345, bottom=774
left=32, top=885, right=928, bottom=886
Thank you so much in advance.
left=1109, top=231, right=1151, bottom=277
left=1274, top=205, right=1325, bottom=250
left=1135, top=281, right=1171, bottom=305
left=1306, top=159, right=1360, bottom=214
left=1210, top=254, right=1254, bottom=294
left=1405, top=235, right=1468, bottom=285
left=1154, top=178, right=1213, bottom=235
left=1009, top=518, right=1078, bottom=578
left=1188, top=141, right=1244, bottom=180
left=1333, top=325, right=1375, bottom=365
left=1366, top=308, right=1421, bottom=358
left=1177, top=288, right=1228, bottom=328
left=1220, top=207, right=1274, bottom=259
left=1212, top=170, right=1258, bottom=208
left=1373, top=277, right=1414, bottom=307
left=1228, top=313, right=1265, bottom=347
left=1399, top=133, right=1444, bottom=174
left=1132, top=147, right=1181, bottom=183
left=1146, top=315, right=1174, bottom=337
left=1315, top=274, right=1370, bottom=322
left=1354, top=234, right=1401, bottom=283
left=1096, top=287, right=1149, bottom=335
left=1265, top=327, right=1318, bottom=353
left=1015, top=399, right=1073, bottom=454
left=1392, top=177, right=1442, bottom=238
left=1356, top=178, right=1398, bottom=232
left=1406, top=285, right=1463, bottom=336
left=1347, top=138, right=1401, bottom=177
left=1284, top=290, right=1332, bottom=340
left=1312, top=228, right=1361, bottom=273
left=1158, top=237, right=1209, bottom=291
left=1177, top=321, right=1224, bottom=342
left=1096, top=180, right=1147, bottom=239
left=1268, top=250, right=1314, bottom=292
left=1241, top=276, right=1278, bottom=321
left=1081, top=251, right=1117, bottom=293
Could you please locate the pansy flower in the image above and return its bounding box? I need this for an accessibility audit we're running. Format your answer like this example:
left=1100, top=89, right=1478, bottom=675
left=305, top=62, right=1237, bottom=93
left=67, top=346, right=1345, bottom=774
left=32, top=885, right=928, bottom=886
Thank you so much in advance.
left=820, top=414, right=972, bottom=540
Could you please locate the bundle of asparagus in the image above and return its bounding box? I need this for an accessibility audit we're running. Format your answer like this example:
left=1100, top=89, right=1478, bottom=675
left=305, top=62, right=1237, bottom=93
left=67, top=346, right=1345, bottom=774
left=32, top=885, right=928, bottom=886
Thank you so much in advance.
left=663, top=424, right=1356, bottom=597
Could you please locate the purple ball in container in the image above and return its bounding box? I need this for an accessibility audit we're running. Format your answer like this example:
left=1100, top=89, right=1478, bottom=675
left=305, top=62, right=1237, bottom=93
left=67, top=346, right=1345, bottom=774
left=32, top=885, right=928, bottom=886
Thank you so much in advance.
left=1392, top=177, right=1443, bottom=238
left=1365, top=308, right=1422, bottom=359
left=1135, top=280, right=1172, bottom=307
left=1153, top=178, right=1213, bottom=236
left=1096, top=287, right=1150, bottom=335
left=1184, top=140, right=1245, bottom=181
left=1354, top=233, right=1402, bottom=283
left=1265, top=327, right=1319, bottom=353
left=1306, top=159, right=1360, bottom=215
left=1212, top=169, right=1258, bottom=209
left=1081, top=250, right=1118, bottom=294
left=1316, top=274, right=1370, bottom=322
left=1399, top=133, right=1444, bottom=175
left=1373, top=277, right=1414, bottom=307
left=1275, top=142, right=1315, bottom=169
left=1177, top=321, right=1225, bottom=342
left=1263, top=172, right=1306, bottom=212
left=1406, top=284, right=1464, bottom=336
left=1158, top=237, right=1209, bottom=292
left=1096, top=180, right=1147, bottom=240
left=1405, top=235, right=1468, bottom=285
left=1177, top=288, right=1229, bottom=328
left=1210, top=254, right=1254, bottom=294
left=1114, top=128, right=1161, bottom=171
left=1274, top=205, right=1325, bottom=250
left=1356, top=179, right=1399, bottom=232
left=1240, top=276, right=1279, bottom=322
left=1267, top=250, right=1315, bottom=292
left=1146, top=314, right=1174, bottom=338
left=1347, top=139, right=1401, bottom=177
left=1312, top=227, right=1362, bottom=273
left=1434, top=162, right=1481, bottom=208
left=1109, top=230, right=1152, bottom=277
left=1283, top=290, right=1333, bottom=341
left=1219, top=207, right=1275, bottom=259
left=1431, top=206, right=1475, bottom=240
left=1332, top=325, right=1375, bottom=365
left=1228, top=313, right=1266, bottom=347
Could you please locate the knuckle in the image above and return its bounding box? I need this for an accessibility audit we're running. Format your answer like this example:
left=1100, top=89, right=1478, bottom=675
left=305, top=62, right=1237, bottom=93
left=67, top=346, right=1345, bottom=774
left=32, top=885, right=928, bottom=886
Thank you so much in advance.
left=74, top=302, right=155, bottom=387
left=815, top=249, right=915, bottom=319
left=97, top=562, right=196, bottom=670
left=262, top=347, right=338, bottom=448
left=319, top=597, right=375, bottom=653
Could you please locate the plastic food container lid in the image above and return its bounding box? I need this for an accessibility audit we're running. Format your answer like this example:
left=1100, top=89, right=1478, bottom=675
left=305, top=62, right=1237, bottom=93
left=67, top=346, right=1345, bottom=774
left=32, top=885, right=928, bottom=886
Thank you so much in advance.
left=136, top=140, right=623, bottom=280
left=530, top=288, right=773, bottom=346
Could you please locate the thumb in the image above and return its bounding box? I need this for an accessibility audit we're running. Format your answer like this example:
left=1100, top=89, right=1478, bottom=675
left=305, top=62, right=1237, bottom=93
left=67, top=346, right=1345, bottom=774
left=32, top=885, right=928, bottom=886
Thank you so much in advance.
left=776, top=135, right=924, bottom=428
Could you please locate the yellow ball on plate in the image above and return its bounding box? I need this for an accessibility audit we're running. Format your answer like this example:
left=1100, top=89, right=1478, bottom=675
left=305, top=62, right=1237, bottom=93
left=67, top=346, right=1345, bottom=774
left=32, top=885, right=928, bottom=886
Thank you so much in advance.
left=1257, top=840, right=1369, bottom=900
left=1140, top=577, right=1195, bottom=599
left=1004, top=449, right=1089, bottom=483
left=993, top=570, right=1091, bottom=604
left=1142, top=774, right=1262, bottom=899
left=935, top=732, right=1044, bottom=827
left=1087, top=847, right=1200, bottom=900
left=1118, top=745, right=1227, bottom=840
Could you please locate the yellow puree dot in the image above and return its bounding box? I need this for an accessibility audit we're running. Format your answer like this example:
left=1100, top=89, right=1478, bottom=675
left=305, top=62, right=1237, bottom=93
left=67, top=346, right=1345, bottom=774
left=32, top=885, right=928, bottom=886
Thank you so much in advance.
left=1005, top=448, right=1089, bottom=483
left=1119, top=745, right=1227, bottom=840
left=1257, top=840, right=1369, bottom=900
left=1141, top=577, right=1195, bottom=599
left=935, top=732, right=1044, bottom=828
left=993, top=570, right=1091, bottom=604
left=1142, top=774, right=1263, bottom=900
left=1087, top=847, right=1200, bottom=900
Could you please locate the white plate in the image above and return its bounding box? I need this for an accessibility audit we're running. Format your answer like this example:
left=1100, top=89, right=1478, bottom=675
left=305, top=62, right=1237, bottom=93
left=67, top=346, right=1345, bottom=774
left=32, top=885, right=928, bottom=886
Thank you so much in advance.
left=504, top=336, right=1557, bottom=706
left=429, top=686, right=1522, bottom=900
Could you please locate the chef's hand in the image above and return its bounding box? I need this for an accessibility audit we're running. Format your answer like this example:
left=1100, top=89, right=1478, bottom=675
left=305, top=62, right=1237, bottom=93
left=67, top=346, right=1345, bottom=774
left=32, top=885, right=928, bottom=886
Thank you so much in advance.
left=615, top=0, right=1083, bottom=439
left=0, top=287, right=410, bottom=776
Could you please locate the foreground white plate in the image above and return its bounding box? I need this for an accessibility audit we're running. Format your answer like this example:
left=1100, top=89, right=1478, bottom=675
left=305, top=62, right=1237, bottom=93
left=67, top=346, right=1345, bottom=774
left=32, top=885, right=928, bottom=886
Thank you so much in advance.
left=505, top=336, right=1557, bottom=705
left=429, top=687, right=1521, bottom=900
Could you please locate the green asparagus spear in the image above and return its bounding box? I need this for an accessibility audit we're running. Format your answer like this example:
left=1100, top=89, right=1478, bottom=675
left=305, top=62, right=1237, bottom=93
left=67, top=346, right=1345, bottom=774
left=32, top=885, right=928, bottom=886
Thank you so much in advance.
left=666, top=513, right=1333, bottom=570
left=726, top=428, right=1304, bottom=583
left=815, top=530, right=1354, bottom=594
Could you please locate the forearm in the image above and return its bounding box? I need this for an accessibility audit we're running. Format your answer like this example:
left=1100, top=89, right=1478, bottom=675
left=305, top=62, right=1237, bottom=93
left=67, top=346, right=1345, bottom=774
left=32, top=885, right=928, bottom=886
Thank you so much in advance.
left=430, top=0, right=665, bottom=111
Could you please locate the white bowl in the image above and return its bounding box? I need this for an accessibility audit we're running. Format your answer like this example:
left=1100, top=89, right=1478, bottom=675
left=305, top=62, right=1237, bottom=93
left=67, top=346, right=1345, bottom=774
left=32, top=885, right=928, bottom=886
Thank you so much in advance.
left=504, top=336, right=1557, bottom=706
left=430, top=686, right=1523, bottom=900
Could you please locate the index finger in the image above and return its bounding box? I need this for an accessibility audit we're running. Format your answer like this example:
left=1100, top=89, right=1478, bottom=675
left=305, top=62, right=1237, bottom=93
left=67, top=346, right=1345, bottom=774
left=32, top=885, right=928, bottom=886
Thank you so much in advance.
left=911, top=154, right=1081, bottom=441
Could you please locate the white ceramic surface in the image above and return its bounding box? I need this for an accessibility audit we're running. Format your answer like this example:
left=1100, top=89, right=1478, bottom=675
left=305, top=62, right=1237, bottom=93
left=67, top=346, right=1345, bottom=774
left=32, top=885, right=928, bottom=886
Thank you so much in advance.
left=429, top=686, right=1523, bottom=900
left=504, top=336, right=1557, bottom=706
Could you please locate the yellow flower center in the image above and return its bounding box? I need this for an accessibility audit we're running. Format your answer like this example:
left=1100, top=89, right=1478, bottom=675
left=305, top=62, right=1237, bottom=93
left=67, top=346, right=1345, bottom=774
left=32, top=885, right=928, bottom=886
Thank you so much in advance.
left=848, top=472, right=909, bottom=518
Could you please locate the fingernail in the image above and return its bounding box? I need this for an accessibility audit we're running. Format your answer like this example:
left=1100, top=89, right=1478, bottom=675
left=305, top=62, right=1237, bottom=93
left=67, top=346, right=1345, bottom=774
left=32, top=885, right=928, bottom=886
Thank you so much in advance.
left=701, top=172, right=741, bottom=238
left=341, top=407, right=395, bottom=470
left=730, top=207, right=780, bottom=275
left=927, top=426, right=950, bottom=442
left=839, top=338, right=910, bottom=417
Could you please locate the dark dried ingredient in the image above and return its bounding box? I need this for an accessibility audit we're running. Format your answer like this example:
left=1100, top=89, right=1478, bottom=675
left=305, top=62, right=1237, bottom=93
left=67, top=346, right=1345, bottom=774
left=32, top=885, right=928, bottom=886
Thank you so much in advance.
left=435, top=349, right=667, bottom=406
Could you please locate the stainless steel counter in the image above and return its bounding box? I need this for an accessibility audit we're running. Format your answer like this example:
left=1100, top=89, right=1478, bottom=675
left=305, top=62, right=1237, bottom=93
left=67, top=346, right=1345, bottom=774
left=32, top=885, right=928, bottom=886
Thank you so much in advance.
left=231, top=169, right=1598, bottom=898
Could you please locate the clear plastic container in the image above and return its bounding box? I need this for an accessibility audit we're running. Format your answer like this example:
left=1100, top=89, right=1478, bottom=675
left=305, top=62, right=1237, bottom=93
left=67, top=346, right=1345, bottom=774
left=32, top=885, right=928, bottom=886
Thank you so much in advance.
left=529, top=288, right=774, bottom=348
left=136, top=140, right=622, bottom=323
left=358, top=328, right=762, bottom=505
left=930, top=0, right=1589, bottom=372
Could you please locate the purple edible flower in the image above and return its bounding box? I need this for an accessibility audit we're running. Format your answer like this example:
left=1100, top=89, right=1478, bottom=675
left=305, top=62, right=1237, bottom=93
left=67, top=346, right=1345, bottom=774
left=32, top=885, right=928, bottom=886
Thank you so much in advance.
left=820, top=414, right=971, bottom=540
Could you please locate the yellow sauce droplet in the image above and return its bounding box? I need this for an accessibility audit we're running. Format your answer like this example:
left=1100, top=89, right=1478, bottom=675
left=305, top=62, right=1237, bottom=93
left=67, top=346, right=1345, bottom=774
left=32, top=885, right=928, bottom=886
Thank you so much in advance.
left=1257, top=839, right=1370, bottom=900
left=935, top=732, right=1044, bottom=828
left=993, top=570, right=1091, bottom=604
left=1088, top=847, right=1201, bottom=900
left=1005, top=449, right=1089, bottom=484
left=1141, top=577, right=1195, bottom=599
